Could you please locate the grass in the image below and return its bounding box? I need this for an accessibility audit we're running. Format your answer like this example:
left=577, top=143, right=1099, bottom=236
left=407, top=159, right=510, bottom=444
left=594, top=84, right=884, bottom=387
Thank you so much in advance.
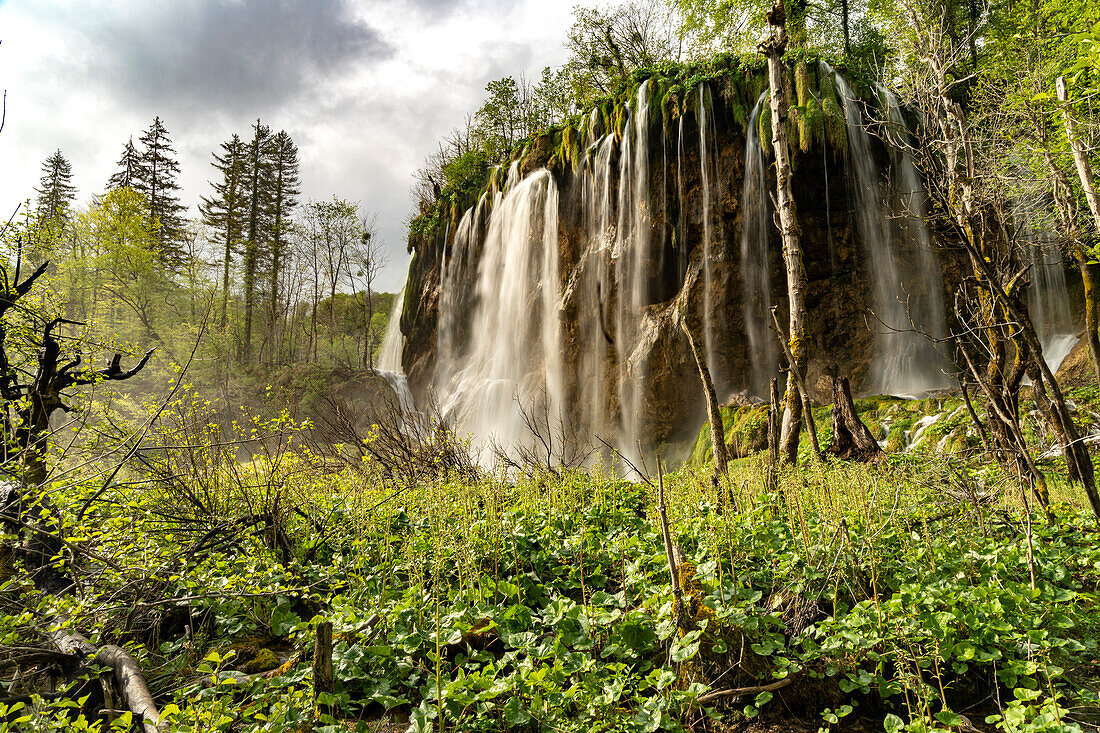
left=7, top=433, right=1100, bottom=732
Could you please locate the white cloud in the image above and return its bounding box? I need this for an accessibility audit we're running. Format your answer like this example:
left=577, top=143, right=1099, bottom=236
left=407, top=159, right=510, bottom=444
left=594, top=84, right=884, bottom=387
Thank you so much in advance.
left=0, top=0, right=574, bottom=290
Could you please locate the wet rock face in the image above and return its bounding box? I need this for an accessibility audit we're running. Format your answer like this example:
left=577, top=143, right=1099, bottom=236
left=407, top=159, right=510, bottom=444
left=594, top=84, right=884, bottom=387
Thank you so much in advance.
left=399, top=83, right=961, bottom=453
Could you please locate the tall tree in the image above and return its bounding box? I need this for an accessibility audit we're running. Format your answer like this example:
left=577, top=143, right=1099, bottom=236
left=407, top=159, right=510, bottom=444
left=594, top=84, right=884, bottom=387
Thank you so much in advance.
left=106, top=137, right=141, bottom=192
left=240, top=120, right=274, bottom=363
left=199, top=134, right=249, bottom=330
left=35, top=149, right=76, bottom=225
left=565, top=1, right=682, bottom=101
left=265, top=130, right=301, bottom=362
left=761, top=0, right=808, bottom=464
left=136, top=116, right=186, bottom=265
left=898, top=0, right=1099, bottom=517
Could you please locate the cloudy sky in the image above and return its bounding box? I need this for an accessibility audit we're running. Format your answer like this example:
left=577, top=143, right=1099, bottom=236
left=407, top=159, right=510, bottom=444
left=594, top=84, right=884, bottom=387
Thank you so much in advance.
left=0, top=0, right=577, bottom=291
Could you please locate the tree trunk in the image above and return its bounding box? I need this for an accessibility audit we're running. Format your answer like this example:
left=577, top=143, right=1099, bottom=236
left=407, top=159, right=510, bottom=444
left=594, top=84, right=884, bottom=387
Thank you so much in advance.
left=682, top=319, right=728, bottom=479
left=827, top=377, right=884, bottom=462
left=1080, top=256, right=1100, bottom=384
left=767, top=377, right=780, bottom=493
left=1057, top=77, right=1100, bottom=232
left=762, top=1, right=808, bottom=465
left=48, top=626, right=166, bottom=733
left=841, top=0, right=850, bottom=55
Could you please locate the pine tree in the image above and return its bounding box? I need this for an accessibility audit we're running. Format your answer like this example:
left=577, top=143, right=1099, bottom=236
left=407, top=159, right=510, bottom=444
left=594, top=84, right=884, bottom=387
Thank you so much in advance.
left=136, top=116, right=186, bottom=265
left=240, top=120, right=274, bottom=363
left=106, top=137, right=141, bottom=191
left=266, top=130, right=301, bottom=361
left=35, top=149, right=77, bottom=224
left=199, top=134, right=248, bottom=330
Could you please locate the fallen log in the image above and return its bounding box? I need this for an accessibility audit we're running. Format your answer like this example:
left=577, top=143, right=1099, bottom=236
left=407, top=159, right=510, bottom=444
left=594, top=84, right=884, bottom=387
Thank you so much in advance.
left=47, top=622, right=166, bottom=733
left=697, top=676, right=794, bottom=704
left=826, top=377, right=884, bottom=462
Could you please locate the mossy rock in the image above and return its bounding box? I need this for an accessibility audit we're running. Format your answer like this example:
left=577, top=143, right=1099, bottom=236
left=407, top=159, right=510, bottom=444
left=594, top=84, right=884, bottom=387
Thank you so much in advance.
left=885, top=424, right=909, bottom=453
left=242, top=647, right=280, bottom=674
left=221, top=637, right=282, bottom=674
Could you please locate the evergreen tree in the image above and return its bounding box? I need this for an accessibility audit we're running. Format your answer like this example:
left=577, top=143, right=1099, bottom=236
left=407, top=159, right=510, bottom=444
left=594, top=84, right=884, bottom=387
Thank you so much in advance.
left=35, top=149, right=77, bottom=224
left=199, top=134, right=248, bottom=330
left=266, top=130, right=300, bottom=360
left=240, top=120, right=274, bottom=363
left=106, top=137, right=141, bottom=191
left=136, top=116, right=186, bottom=265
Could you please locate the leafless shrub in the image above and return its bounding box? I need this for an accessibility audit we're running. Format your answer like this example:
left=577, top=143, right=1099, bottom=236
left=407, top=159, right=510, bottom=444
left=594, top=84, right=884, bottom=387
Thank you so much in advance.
left=304, top=385, right=478, bottom=484
left=491, top=387, right=597, bottom=480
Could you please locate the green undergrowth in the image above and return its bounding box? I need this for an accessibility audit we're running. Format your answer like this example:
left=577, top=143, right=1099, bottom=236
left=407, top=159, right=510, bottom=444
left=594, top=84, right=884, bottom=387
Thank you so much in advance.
left=6, top=449, right=1100, bottom=732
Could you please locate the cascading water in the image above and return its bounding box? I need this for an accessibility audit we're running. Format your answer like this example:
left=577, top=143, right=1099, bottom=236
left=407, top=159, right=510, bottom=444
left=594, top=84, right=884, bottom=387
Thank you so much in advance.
left=378, top=283, right=405, bottom=372
left=375, top=283, right=415, bottom=412
left=1023, top=221, right=1077, bottom=372
left=571, top=125, right=616, bottom=451
left=829, top=65, right=949, bottom=395
left=435, top=165, right=563, bottom=462
left=611, top=81, right=654, bottom=466
left=697, top=83, right=725, bottom=385
left=739, top=92, right=778, bottom=397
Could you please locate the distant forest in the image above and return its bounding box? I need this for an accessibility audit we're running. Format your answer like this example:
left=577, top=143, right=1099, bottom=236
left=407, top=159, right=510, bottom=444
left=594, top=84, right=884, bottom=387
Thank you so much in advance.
left=6, top=116, right=392, bottom=397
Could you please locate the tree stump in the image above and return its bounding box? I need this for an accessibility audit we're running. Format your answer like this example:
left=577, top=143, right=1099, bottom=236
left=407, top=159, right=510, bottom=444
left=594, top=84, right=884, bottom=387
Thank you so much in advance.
left=827, top=377, right=884, bottom=462
left=313, top=621, right=334, bottom=716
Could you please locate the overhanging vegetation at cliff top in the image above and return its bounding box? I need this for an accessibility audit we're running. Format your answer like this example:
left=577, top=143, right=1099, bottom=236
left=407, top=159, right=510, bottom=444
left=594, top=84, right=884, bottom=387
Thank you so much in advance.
left=407, top=49, right=871, bottom=243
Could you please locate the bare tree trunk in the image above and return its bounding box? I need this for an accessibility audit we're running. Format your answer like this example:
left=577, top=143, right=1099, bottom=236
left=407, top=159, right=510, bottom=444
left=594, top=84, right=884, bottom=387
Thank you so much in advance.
left=761, top=0, right=808, bottom=465
left=1057, top=77, right=1100, bottom=231
left=682, top=320, right=728, bottom=479
left=1054, top=78, right=1100, bottom=383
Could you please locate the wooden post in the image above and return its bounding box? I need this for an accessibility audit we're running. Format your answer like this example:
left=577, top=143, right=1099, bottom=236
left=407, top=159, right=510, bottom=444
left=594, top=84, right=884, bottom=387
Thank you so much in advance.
left=313, top=621, right=334, bottom=716
left=767, top=377, right=780, bottom=493
left=656, top=459, right=683, bottom=630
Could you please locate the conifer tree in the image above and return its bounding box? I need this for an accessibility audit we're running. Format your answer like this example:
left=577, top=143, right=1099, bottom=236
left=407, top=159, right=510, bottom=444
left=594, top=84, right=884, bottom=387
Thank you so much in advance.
left=136, top=116, right=186, bottom=265
left=106, top=137, right=141, bottom=191
left=35, top=149, right=77, bottom=224
left=199, top=134, right=248, bottom=329
left=240, top=120, right=274, bottom=363
left=266, top=130, right=300, bottom=360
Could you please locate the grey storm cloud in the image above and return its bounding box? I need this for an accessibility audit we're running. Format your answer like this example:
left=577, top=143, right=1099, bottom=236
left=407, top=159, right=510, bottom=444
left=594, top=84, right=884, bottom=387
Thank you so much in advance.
left=78, top=0, right=392, bottom=115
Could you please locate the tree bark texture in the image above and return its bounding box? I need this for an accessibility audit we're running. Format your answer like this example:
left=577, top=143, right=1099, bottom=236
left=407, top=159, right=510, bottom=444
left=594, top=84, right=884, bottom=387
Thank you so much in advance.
left=827, top=377, right=884, bottom=462
left=761, top=0, right=807, bottom=465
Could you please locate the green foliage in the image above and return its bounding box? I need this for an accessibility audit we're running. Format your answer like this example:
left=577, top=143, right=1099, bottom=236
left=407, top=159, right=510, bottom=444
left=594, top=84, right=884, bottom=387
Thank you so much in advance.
left=11, top=450, right=1100, bottom=731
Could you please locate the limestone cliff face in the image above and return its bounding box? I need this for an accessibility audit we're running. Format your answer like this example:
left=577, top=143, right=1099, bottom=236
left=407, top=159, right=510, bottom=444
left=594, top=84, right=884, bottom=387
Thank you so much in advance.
left=397, top=67, right=961, bottom=454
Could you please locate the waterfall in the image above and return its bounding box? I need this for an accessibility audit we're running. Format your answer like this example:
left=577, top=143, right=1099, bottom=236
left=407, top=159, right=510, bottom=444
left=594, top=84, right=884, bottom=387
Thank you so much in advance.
left=375, top=282, right=415, bottom=412
left=378, top=283, right=405, bottom=372
left=697, top=83, right=724, bottom=384
left=435, top=166, right=562, bottom=462
left=830, top=66, right=949, bottom=395
left=739, top=92, right=778, bottom=397
left=611, top=81, right=653, bottom=467
left=1023, top=221, right=1077, bottom=372
left=572, top=128, right=616, bottom=451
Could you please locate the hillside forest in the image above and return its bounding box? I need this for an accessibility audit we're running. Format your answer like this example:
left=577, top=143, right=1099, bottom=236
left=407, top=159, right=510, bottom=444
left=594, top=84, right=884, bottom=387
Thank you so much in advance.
left=3, top=0, right=1100, bottom=732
